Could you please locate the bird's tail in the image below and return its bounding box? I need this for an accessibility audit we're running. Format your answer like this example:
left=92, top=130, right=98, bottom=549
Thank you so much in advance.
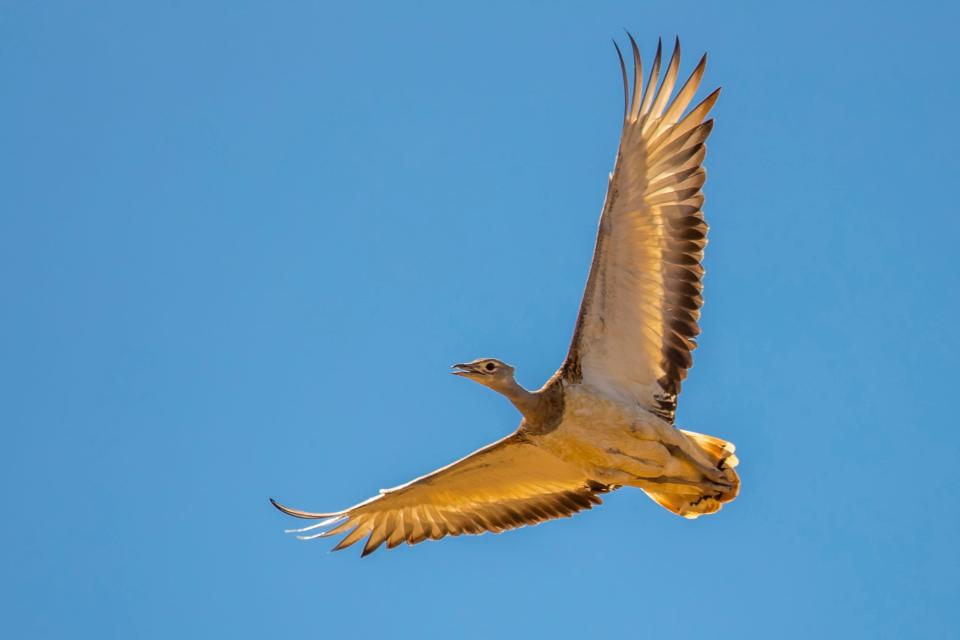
left=644, top=430, right=740, bottom=519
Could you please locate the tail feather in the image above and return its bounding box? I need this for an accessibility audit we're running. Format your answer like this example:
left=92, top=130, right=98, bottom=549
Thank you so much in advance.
left=681, top=429, right=739, bottom=470
left=645, top=430, right=740, bottom=519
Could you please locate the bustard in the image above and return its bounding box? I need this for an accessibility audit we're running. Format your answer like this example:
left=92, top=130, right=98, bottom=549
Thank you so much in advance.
left=272, top=35, right=739, bottom=556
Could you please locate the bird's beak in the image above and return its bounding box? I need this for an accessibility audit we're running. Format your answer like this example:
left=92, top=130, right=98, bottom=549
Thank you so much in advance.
left=451, top=363, right=479, bottom=377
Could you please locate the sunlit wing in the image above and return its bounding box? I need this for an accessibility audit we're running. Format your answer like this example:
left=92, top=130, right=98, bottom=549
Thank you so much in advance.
left=562, top=36, right=718, bottom=423
left=271, top=433, right=612, bottom=556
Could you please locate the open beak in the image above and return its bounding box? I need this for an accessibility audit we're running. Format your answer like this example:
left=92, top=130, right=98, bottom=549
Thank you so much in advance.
left=451, top=362, right=481, bottom=377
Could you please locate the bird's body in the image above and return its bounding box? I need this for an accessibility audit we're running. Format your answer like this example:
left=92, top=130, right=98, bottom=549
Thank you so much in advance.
left=529, top=380, right=737, bottom=515
left=272, top=35, right=740, bottom=555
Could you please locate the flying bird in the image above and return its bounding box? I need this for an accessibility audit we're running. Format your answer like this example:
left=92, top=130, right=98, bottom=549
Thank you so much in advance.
left=271, top=35, right=739, bottom=556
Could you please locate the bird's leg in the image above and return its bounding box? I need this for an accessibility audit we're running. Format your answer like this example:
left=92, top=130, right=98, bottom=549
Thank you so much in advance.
left=633, top=420, right=733, bottom=486
left=603, top=442, right=668, bottom=478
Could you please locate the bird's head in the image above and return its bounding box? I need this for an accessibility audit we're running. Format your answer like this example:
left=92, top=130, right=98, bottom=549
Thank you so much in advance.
left=451, top=358, right=516, bottom=392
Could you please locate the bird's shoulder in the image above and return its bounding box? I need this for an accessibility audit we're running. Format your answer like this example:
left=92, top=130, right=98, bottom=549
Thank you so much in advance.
left=517, top=372, right=567, bottom=436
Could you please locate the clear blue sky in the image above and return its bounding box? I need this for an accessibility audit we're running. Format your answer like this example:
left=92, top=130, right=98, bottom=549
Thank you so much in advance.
left=3, top=1, right=958, bottom=638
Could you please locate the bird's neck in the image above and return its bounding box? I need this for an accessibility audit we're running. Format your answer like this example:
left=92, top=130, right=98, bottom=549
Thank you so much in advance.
left=499, top=378, right=540, bottom=419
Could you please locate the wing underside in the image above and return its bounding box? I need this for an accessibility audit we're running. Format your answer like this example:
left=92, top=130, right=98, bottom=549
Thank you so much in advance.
left=563, top=35, right=717, bottom=423
left=271, top=433, right=612, bottom=556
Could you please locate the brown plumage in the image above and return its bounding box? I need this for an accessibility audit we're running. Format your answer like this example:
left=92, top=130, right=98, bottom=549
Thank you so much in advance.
left=272, top=433, right=611, bottom=557
left=564, top=35, right=718, bottom=425
left=272, top=35, right=739, bottom=556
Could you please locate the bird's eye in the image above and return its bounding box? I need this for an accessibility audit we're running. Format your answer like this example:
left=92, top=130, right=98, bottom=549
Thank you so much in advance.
left=485, top=362, right=496, bottom=371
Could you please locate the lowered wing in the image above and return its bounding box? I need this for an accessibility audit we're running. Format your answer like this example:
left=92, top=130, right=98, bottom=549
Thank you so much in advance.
left=271, top=433, right=611, bottom=556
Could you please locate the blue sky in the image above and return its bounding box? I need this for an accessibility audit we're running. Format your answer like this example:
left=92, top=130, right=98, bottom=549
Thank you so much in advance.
left=2, top=1, right=958, bottom=638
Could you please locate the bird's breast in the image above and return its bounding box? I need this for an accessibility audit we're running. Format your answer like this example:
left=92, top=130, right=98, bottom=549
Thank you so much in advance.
left=529, top=384, right=663, bottom=477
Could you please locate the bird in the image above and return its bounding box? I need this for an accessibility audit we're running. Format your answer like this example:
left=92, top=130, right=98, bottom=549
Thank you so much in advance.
left=271, top=34, right=739, bottom=556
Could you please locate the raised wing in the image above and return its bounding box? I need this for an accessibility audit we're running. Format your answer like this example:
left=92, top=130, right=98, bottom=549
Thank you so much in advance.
left=271, top=433, right=611, bottom=556
left=562, top=36, right=718, bottom=423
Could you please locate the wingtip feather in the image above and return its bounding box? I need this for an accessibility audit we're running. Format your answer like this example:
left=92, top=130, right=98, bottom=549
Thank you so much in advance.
left=612, top=39, right=629, bottom=120
left=270, top=497, right=338, bottom=520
